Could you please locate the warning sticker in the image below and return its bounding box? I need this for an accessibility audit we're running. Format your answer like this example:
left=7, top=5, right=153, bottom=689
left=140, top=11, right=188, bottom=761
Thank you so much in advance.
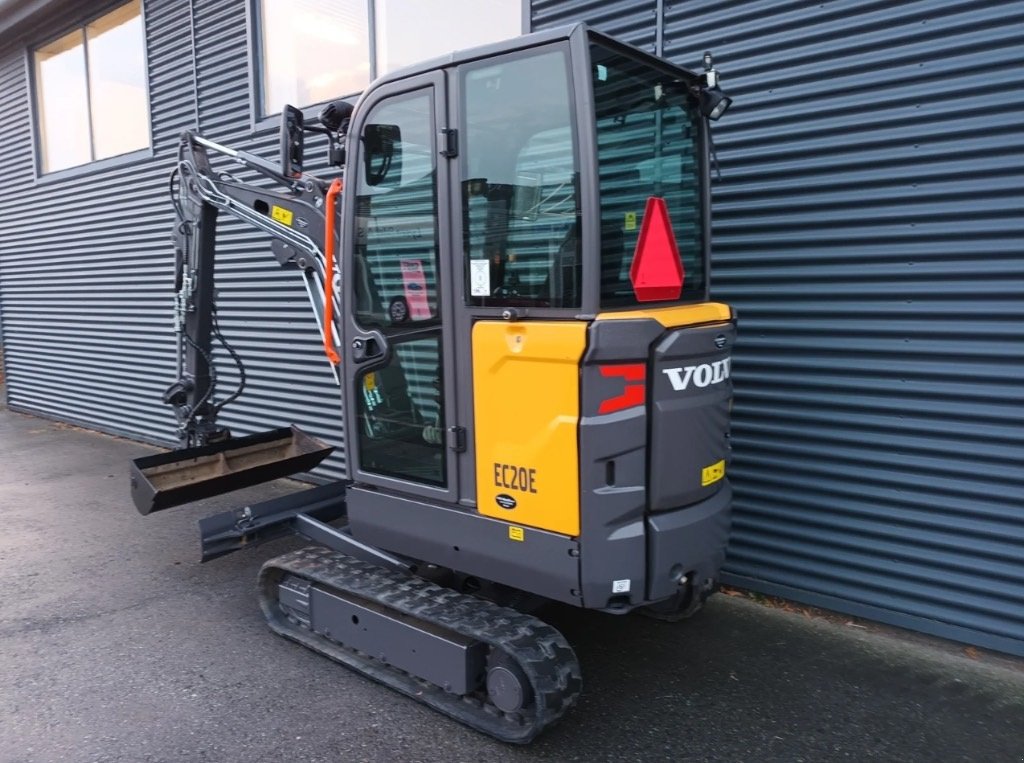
left=701, top=459, right=726, bottom=487
left=624, top=211, right=637, bottom=231
left=271, top=205, right=293, bottom=226
left=508, top=526, right=525, bottom=542
left=470, top=259, right=490, bottom=296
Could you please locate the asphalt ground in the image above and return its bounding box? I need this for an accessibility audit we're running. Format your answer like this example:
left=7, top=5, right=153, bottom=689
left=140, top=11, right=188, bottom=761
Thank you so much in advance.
left=1, top=404, right=1022, bottom=763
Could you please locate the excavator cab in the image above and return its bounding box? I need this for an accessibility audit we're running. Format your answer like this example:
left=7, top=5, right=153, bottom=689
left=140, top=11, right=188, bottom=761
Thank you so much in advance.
left=130, top=24, right=735, bottom=742
left=337, top=27, right=734, bottom=609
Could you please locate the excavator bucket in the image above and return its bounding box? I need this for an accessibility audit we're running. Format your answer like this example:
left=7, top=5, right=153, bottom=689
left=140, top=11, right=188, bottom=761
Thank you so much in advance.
left=130, top=426, right=334, bottom=515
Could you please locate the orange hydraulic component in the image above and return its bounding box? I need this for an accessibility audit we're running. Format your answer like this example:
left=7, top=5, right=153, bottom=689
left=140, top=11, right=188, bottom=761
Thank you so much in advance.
left=323, top=178, right=343, bottom=364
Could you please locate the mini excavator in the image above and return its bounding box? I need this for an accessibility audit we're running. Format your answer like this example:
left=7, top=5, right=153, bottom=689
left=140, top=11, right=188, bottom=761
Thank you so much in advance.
left=130, top=24, right=736, bottom=742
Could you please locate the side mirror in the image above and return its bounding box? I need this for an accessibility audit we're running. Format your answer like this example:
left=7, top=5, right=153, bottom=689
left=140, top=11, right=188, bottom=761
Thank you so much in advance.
left=280, top=104, right=304, bottom=178
left=363, top=124, right=401, bottom=186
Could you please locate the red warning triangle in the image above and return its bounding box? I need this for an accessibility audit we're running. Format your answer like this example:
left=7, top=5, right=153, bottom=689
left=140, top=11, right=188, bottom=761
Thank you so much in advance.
left=629, top=196, right=685, bottom=302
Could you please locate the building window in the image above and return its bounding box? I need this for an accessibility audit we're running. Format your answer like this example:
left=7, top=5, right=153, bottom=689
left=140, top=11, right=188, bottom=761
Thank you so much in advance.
left=33, top=0, right=150, bottom=174
left=373, top=0, right=522, bottom=74
left=256, top=0, right=522, bottom=117
left=259, top=0, right=371, bottom=118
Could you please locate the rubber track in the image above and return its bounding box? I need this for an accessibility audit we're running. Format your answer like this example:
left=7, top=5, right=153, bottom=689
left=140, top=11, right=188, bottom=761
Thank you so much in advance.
left=257, top=546, right=582, bottom=743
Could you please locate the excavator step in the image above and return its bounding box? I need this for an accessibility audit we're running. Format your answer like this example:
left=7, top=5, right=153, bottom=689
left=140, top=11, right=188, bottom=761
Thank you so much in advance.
left=258, top=546, right=582, bottom=743
left=130, top=426, right=334, bottom=515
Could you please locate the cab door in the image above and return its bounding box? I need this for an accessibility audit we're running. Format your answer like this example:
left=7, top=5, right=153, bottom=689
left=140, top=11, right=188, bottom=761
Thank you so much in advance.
left=341, top=71, right=459, bottom=502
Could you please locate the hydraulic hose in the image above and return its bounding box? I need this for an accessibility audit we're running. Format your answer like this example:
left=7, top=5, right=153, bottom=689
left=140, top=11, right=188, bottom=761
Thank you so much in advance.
left=323, top=178, right=343, bottom=365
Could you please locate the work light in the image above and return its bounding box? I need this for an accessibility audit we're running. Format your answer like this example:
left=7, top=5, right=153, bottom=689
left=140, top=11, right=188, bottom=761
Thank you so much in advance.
left=699, top=51, right=733, bottom=120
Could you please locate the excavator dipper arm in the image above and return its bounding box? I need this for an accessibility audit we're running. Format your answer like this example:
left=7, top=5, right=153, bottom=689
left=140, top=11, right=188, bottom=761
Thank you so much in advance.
left=130, top=130, right=345, bottom=515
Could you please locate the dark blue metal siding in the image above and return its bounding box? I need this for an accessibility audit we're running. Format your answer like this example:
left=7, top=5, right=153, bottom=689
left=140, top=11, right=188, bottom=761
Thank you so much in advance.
left=533, top=0, right=657, bottom=50
left=0, top=0, right=346, bottom=477
left=537, top=0, right=1024, bottom=655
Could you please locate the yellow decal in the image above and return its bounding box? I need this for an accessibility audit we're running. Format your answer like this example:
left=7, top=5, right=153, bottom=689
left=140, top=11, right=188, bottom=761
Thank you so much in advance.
left=473, top=321, right=586, bottom=537
left=271, top=205, right=294, bottom=226
left=701, top=459, right=726, bottom=487
left=508, top=526, right=525, bottom=542
left=624, top=211, right=637, bottom=231
left=363, top=372, right=377, bottom=391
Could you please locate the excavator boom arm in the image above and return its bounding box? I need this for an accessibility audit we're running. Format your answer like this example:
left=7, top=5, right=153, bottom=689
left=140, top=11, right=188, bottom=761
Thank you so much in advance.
left=168, top=131, right=342, bottom=449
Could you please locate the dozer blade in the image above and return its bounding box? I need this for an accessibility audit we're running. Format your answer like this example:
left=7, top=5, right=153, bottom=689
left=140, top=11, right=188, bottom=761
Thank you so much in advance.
left=130, top=426, right=334, bottom=515
left=198, top=481, right=347, bottom=562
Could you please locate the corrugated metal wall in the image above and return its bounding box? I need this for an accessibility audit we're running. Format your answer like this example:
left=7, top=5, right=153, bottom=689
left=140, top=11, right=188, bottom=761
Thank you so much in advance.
left=536, top=0, right=1024, bottom=655
left=533, top=0, right=657, bottom=50
left=0, top=0, right=346, bottom=477
left=0, top=4, right=180, bottom=438
left=2, top=0, right=1022, bottom=656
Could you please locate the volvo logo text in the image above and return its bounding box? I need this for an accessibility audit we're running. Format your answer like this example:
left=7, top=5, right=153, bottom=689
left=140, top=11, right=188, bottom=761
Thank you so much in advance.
left=663, top=358, right=731, bottom=391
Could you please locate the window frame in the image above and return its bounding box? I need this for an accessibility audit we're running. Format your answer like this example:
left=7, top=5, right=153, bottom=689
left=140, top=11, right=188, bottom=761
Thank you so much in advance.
left=247, top=0, right=529, bottom=133
left=28, top=0, right=153, bottom=182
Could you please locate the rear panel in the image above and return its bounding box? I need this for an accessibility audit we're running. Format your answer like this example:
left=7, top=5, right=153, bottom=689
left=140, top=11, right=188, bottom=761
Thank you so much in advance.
left=577, top=317, right=663, bottom=608
left=648, top=322, right=735, bottom=510
left=577, top=304, right=735, bottom=608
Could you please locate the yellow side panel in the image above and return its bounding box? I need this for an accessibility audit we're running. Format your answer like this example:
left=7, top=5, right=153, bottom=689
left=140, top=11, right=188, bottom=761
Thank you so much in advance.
left=472, top=321, right=587, bottom=537
left=596, top=301, right=732, bottom=328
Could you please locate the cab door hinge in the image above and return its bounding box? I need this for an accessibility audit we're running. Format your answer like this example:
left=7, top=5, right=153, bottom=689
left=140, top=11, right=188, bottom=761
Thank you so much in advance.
left=439, top=128, right=458, bottom=158
left=447, top=425, right=466, bottom=452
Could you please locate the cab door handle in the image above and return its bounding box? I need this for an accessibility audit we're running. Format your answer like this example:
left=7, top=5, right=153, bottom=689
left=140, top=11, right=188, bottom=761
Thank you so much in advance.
left=350, top=331, right=387, bottom=364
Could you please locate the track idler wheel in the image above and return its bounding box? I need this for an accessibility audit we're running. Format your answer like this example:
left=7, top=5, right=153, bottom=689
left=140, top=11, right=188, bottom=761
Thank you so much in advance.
left=486, top=648, right=535, bottom=713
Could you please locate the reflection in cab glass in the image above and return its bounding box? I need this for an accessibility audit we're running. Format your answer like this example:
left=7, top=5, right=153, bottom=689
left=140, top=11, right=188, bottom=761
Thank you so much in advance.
left=353, top=90, right=446, bottom=487
left=591, top=43, right=705, bottom=307
left=354, top=91, right=440, bottom=329
left=460, top=50, right=582, bottom=308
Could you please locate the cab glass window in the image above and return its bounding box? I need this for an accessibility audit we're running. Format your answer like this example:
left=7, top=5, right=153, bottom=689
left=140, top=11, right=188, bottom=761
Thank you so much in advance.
left=591, top=43, right=706, bottom=307
left=353, top=91, right=440, bottom=329
left=33, top=0, right=149, bottom=174
left=351, top=88, right=446, bottom=487
left=460, top=48, right=582, bottom=308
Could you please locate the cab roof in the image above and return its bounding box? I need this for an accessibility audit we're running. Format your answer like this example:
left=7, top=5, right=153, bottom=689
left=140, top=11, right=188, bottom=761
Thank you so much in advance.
left=369, top=23, right=700, bottom=93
